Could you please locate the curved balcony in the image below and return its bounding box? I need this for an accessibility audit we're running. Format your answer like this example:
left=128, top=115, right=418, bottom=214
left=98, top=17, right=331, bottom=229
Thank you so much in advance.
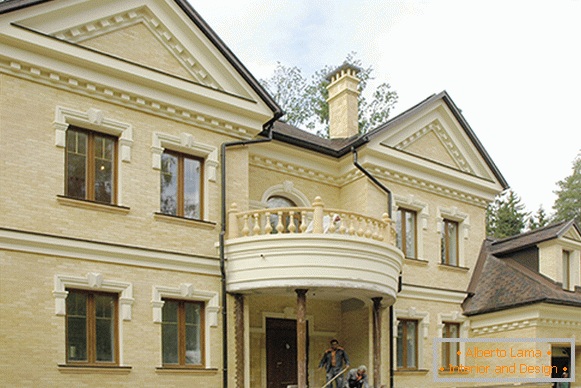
left=224, top=197, right=403, bottom=305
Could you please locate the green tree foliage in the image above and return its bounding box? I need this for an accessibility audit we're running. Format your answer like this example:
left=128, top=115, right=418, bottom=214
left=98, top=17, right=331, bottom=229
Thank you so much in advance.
left=260, top=52, right=398, bottom=137
left=486, top=190, right=529, bottom=239
left=527, top=205, right=550, bottom=230
left=552, top=153, right=581, bottom=225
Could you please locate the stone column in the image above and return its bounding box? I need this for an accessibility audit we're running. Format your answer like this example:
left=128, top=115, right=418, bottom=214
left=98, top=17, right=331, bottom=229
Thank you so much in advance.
left=235, top=294, right=244, bottom=388
left=372, top=297, right=383, bottom=388
left=296, top=289, right=308, bottom=388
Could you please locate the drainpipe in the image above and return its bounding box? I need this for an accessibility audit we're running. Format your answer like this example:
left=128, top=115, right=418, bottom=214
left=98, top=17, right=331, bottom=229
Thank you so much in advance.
left=220, top=113, right=280, bottom=388
left=351, top=146, right=401, bottom=388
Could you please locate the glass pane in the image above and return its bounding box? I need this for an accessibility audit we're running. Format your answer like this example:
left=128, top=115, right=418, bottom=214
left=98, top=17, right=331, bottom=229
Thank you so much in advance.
left=162, top=301, right=179, bottom=323
left=160, top=153, right=178, bottom=216
left=183, top=157, right=201, bottom=219
left=94, top=135, right=114, bottom=203
left=162, top=322, right=179, bottom=364
left=95, top=294, right=115, bottom=362
left=396, top=322, right=403, bottom=368
left=395, top=210, right=403, bottom=251
left=66, top=130, right=87, bottom=199
left=563, top=251, right=570, bottom=288
left=185, top=325, right=201, bottom=365
left=66, top=292, right=87, bottom=362
left=185, top=303, right=201, bottom=325
left=405, top=211, right=416, bottom=258
left=406, top=321, right=417, bottom=368
left=448, top=222, right=458, bottom=266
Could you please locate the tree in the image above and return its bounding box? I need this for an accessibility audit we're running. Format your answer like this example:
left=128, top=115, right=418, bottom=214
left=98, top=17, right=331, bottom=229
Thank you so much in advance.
left=486, top=190, right=529, bottom=239
left=260, top=52, right=398, bottom=137
left=553, top=153, right=581, bottom=225
left=527, top=205, right=550, bottom=230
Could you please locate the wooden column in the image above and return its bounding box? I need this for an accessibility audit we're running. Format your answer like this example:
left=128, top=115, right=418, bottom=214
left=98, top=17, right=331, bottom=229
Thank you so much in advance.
left=235, top=294, right=244, bottom=388
left=296, top=289, right=308, bottom=388
left=372, top=297, right=383, bottom=388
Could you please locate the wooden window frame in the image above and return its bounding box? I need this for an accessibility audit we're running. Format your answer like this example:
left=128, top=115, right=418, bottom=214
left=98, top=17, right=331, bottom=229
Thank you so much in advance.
left=441, top=219, right=459, bottom=266
left=563, top=250, right=571, bottom=289
left=397, top=319, right=418, bottom=370
left=442, top=322, right=460, bottom=367
left=162, top=299, right=205, bottom=368
left=65, top=126, right=118, bottom=204
left=160, top=150, right=204, bottom=220
left=65, top=289, right=119, bottom=366
left=396, top=208, right=417, bottom=259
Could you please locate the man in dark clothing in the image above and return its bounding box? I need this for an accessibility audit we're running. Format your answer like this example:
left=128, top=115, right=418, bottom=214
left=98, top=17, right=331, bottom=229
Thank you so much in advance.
left=319, top=339, right=350, bottom=388
left=344, top=365, right=369, bottom=388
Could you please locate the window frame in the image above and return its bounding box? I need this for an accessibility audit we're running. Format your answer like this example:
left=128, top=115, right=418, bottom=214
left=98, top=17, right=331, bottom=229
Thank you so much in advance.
left=65, top=126, right=118, bottom=205
left=160, top=150, right=204, bottom=220
left=161, top=299, right=206, bottom=368
left=441, top=219, right=459, bottom=266
left=65, top=289, right=119, bottom=366
left=397, top=319, right=419, bottom=370
left=441, top=322, right=460, bottom=368
left=563, top=250, right=571, bottom=289
left=396, top=208, right=417, bottom=259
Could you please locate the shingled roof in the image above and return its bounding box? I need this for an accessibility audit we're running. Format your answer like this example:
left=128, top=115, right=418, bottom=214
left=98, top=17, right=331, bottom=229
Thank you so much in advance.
left=463, top=221, right=581, bottom=316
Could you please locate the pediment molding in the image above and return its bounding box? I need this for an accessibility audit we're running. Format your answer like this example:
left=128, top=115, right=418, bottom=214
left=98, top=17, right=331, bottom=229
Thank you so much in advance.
left=50, top=6, right=220, bottom=89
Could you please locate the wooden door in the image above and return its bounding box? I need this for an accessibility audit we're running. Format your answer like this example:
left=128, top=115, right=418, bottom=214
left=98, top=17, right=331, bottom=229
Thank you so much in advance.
left=266, top=318, right=297, bottom=388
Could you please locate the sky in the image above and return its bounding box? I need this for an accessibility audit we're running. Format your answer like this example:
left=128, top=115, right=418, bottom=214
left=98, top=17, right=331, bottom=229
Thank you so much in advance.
left=191, top=0, right=581, bottom=216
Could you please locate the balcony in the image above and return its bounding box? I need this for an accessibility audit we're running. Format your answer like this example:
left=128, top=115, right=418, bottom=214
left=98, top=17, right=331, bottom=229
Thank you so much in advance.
left=224, top=197, right=403, bottom=304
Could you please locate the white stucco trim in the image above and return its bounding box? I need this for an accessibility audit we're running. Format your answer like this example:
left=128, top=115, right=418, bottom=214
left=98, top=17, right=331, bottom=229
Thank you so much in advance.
left=395, top=307, right=430, bottom=370
left=436, top=311, right=469, bottom=365
left=151, top=284, right=220, bottom=369
left=53, top=273, right=134, bottom=366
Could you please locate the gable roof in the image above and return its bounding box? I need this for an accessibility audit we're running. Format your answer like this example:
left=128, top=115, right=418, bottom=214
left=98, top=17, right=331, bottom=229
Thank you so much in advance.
left=463, top=220, right=581, bottom=316
left=0, top=0, right=282, bottom=119
left=265, top=91, right=509, bottom=189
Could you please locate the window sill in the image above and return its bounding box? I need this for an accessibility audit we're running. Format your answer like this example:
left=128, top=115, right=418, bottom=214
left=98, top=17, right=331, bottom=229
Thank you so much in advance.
left=393, top=369, right=429, bottom=375
left=57, top=195, right=130, bottom=214
left=438, top=263, right=470, bottom=272
left=58, top=365, right=132, bottom=374
left=404, top=257, right=429, bottom=265
left=154, top=212, right=216, bottom=229
left=155, top=367, right=219, bottom=375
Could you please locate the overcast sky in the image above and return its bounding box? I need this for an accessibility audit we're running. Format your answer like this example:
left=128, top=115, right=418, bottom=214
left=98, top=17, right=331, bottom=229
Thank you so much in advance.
left=191, top=0, right=581, bottom=215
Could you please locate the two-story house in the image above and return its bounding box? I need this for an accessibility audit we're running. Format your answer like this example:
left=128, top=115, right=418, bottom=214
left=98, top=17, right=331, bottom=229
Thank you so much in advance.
left=2, top=1, right=577, bottom=388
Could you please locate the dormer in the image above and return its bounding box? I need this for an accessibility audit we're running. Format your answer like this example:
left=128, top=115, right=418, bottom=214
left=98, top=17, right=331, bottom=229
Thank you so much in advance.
left=537, top=222, right=581, bottom=291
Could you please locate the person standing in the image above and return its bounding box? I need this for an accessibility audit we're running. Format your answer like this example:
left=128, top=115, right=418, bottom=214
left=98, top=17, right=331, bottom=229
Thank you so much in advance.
left=344, top=366, right=369, bottom=388
left=319, top=339, right=350, bottom=388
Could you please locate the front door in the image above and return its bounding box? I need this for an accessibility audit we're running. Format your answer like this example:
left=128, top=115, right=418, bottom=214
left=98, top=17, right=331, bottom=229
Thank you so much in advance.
left=266, top=318, right=297, bottom=388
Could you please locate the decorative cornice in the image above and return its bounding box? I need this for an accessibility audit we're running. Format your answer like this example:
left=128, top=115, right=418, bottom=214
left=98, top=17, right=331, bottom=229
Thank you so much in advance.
left=249, top=154, right=341, bottom=186
left=395, top=120, right=474, bottom=174
left=51, top=6, right=220, bottom=89
left=0, top=57, right=254, bottom=140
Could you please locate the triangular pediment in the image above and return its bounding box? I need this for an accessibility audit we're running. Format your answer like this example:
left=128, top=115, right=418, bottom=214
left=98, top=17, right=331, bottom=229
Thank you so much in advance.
left=562, top=224, right=581, bottom=243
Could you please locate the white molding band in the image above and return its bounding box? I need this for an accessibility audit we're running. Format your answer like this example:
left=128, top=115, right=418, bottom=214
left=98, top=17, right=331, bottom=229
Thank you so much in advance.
left=54, top=106, right=133, bottom=162
left=53, top=273, right=134, bottom=320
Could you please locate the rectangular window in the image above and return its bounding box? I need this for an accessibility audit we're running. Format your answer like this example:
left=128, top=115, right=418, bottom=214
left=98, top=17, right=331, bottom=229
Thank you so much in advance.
left=160, top=151, right=203, bottom=220
left=66, top=290, right=118, bottom=365
left=66, top=127, right=117, bottom=204
left=162, top=300, right=204, bottom=367
left=441, top=219, right=458, bottom=266
left=395, top=208, right=417, bottom=259
left=442, top=323, right=460, bottom=368
left=563, top=250, right=571, bottom=289
left=397, top=319, right=418, bottom=370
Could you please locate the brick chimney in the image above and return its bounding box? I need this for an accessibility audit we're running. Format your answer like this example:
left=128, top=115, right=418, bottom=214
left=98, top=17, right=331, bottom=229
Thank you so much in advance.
left=326, top=63, right=361, bottom=139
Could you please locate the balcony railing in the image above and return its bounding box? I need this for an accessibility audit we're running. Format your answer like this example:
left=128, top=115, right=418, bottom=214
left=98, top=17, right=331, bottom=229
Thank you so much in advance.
left=228, top=196, right=396, bottom=245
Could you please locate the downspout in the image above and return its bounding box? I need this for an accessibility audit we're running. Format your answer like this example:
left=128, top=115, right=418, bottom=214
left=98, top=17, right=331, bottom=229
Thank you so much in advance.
left=220, top=113, right=280, bottom=388
left=351, top=146, right=400, bottom=388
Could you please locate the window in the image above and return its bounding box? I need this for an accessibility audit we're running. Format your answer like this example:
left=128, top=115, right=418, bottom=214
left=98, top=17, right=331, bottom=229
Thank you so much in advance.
left=66, top=289, right=118, bottom=365
left=266, top=196, right=299, bottom=233
left=441, top=219, right=458, bottom=266
left=563, top=250, right=571, bottom=289
left=162, top=300, right=204, bottom=367
left=66, top=127, right=117, bottom=204
left=395, top=208, right=417, bottom=259
left=442, top=323, right=459, bottom=367
left=397, top=319, right=418, bottom=370
left=160, top=151, right=203, bottom=220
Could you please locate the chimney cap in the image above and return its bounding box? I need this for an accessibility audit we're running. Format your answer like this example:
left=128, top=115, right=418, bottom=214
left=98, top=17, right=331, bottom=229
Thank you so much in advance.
left=325, top=62, right=362, bottom=82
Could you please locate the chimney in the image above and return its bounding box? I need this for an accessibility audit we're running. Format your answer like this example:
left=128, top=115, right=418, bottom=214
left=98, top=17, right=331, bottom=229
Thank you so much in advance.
left=326, top=63, right=361, bottom=139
